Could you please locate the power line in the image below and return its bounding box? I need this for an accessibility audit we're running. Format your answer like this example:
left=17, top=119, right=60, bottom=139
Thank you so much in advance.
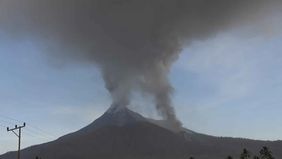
left=0, top=114, right=55, bottom=138
left=27, top=125, right=56, bottom=138
left=23, top=130, right=43, bottom=138
left=0, top=123, right=6, bottom=128
left=0, top=114, right=21, bottom=123
left=24, top=128, right=54, bottom=139
left=0, top=117, right=15, bottom=125
left=1, top=121, right=53, bottom=145
left=7, top=123, right=26, bottom=159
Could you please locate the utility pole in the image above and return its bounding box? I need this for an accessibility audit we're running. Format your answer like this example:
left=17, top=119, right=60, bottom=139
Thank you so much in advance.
left=7, top=123, right=26, bottom=159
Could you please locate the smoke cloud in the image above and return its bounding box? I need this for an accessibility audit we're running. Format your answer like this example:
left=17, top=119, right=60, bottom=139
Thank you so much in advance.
left=0, top=0, right=281, bottom=128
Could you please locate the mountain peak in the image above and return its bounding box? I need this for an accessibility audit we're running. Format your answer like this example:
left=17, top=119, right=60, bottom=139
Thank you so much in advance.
left=80, top=106, right=147, bottom=133
left=104, top=105, right=147, bottom=125
left=2, top=106, right=281, bottom=159
left=106, top=105, right=133, bottom=114
left=82, top=106, right=192, bottom=134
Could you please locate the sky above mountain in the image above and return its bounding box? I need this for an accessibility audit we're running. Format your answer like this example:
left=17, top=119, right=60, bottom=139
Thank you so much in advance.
left=0, top=0, right=282, bottom=154
left=0, top=27, right=282, bottom=154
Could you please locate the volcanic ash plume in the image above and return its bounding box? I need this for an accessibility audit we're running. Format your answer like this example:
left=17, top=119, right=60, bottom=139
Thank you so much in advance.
left=0, top=0, right=281, bottom=128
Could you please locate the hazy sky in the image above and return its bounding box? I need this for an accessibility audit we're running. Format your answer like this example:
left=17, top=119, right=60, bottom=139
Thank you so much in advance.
left=0, top=27, right=282, bottom=154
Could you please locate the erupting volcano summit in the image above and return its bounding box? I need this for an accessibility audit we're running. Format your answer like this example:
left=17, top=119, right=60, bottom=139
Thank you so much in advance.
left=1, top=107, right=282, bottom=159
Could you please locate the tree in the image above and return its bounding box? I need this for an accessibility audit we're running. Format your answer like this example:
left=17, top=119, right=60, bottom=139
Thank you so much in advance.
left=259, top=146, right=275, bottom=159
left=240, top=148, right=251, bottom=159
left=189, top=157, right=194, bottom=159
left=226, top=155, right=233, bottom=159
left=253, top=156, right=260, bottom=159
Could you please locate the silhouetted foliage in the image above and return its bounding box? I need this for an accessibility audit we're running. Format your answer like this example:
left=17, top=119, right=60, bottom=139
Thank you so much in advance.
left=259, top=146, right=275, bottom=159
left=189, top=157, right=194, bottom=159
left=240, top=148, right=251, bottom=159
left=226, top=155, right=233, bottom=159
left=253, top=156, right=260, bottom=159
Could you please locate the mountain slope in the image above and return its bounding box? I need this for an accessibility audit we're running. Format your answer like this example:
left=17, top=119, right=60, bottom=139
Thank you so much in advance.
left=80, top=106, right=147, bottom=133
left=1, top=107, right=282, bottom=159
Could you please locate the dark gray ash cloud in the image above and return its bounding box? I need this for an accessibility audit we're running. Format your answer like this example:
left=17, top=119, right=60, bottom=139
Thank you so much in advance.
left=0, top=0, right=281, bottom=129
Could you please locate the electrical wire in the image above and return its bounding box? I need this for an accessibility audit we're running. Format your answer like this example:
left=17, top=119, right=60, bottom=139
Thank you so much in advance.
left=25, top=127, right=54, bottom=139
left=0, top=123, right=6, bottom=128
left=26, top=124, right=56, bottom=138
left=0, top=114, right=56, bottom=139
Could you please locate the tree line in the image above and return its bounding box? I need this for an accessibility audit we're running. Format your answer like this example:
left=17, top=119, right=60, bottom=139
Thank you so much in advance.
left=35, top=146, right=275, bottom=159
left=189, top=146, right=275, bottom=159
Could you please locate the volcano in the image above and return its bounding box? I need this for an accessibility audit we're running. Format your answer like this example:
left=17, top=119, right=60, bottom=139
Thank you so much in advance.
left=1, top=107, right=282, bottom=159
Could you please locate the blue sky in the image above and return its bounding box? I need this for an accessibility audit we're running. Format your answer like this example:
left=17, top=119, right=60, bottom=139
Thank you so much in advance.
left=0, top=29, right=282, bottom=154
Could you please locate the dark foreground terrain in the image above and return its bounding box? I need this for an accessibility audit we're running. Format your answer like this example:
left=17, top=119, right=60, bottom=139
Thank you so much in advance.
left=1, top=107, right=282, bottom=159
